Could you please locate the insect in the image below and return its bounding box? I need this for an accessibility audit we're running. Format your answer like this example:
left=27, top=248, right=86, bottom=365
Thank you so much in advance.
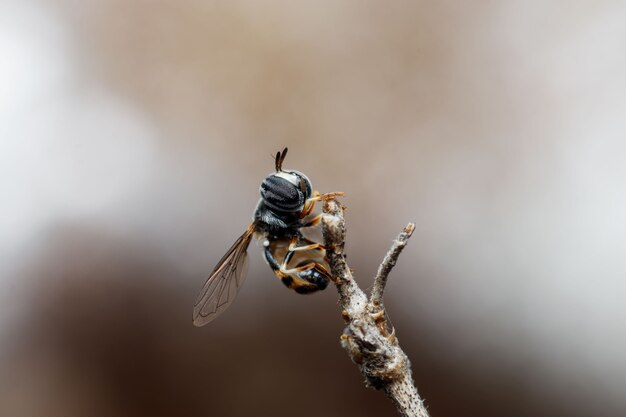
left=193, top=147, right=343, bottom=326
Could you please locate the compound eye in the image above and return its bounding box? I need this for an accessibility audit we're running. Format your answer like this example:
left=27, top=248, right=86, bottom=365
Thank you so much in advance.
left=260, top=174, right=304, bottom=212
left=289, top=171, right=312, bottom=199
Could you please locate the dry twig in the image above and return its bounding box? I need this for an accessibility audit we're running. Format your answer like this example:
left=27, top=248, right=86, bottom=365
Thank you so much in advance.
left=321, top=199, right=429, bottom=417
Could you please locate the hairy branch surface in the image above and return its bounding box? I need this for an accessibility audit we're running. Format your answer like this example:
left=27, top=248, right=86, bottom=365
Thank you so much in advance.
left=321, top=199, right=429, bottom=417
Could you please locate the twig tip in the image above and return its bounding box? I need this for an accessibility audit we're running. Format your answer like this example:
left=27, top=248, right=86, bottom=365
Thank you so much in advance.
left=404, top=223, right=415, bottom=237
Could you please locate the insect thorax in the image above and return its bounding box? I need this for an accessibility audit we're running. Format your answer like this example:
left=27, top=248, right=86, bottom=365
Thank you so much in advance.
left=253, top=200, right=301, bottom=238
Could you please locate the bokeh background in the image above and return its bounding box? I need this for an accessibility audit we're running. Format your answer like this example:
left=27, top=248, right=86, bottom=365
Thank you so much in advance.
left=2, top=1, right=626, bottom=416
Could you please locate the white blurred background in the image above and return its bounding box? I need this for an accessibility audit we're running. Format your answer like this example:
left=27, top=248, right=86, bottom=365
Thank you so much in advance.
left=1, top=1, right=625, bottom=416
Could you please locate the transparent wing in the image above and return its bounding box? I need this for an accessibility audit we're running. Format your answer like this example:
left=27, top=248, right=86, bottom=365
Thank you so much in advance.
left=193, top=225, right=255, bottom=326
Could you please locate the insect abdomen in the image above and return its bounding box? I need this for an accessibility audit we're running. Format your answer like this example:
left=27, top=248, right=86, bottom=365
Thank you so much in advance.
left=280, top=263, right=330, bottom=294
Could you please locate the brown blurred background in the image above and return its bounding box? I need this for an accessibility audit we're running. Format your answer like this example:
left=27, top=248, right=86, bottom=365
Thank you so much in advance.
left=1, top=1, right=626, bottom=416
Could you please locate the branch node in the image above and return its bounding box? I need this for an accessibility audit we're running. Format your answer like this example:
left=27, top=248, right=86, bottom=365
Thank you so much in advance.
left=369, top=309, right=386, bottom=322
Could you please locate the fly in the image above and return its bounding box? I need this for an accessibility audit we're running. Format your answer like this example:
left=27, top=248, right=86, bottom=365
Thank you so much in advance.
left=193, top=148, right=343, bottom=326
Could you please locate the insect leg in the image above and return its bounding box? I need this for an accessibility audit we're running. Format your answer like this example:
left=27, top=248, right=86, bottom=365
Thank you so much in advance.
left=279, top=245, right=317, bottom=273
left=265, top=241, right=325, bottom=293
left=300, top=214, right=322, bottom=228
left=264, top=242, right=314, bottom=277
left=281, top=261, right=317, bottom=275
left=287, top=234, right=325, bottom=252
left=299, top=191, right=345, bottom=218
left=299, top=191, right=320, bottom=218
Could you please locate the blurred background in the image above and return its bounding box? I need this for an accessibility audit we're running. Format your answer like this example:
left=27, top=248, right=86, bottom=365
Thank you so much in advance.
left=1, top=1, right=625, bottom=416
